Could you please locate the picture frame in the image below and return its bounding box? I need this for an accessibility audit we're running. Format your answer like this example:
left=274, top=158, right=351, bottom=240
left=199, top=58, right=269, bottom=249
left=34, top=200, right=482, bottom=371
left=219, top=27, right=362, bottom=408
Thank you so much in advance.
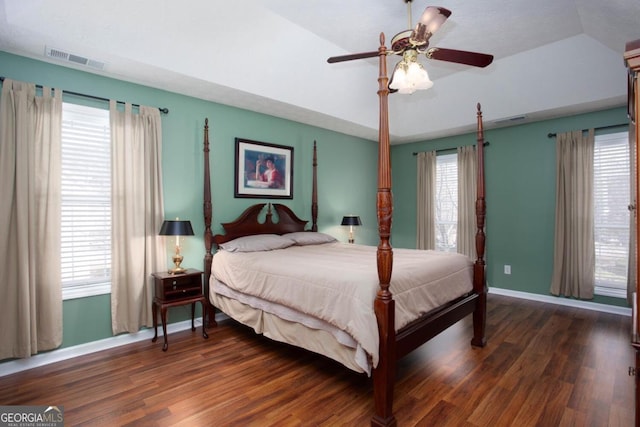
left=234, top=138, right=293, bottom=199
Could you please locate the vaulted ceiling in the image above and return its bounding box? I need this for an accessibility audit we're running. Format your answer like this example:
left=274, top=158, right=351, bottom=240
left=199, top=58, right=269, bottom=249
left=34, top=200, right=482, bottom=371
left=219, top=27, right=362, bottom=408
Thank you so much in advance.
left=1, top=0, right=638, bottom=143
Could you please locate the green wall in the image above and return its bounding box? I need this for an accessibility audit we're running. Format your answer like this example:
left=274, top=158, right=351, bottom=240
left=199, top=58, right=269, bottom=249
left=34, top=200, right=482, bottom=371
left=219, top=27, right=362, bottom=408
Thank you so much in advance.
left=391, top=106, right=629, bottom=307
left=0, top=49, right=630, bottom=360
left=0, top=51, right=379, bottom=351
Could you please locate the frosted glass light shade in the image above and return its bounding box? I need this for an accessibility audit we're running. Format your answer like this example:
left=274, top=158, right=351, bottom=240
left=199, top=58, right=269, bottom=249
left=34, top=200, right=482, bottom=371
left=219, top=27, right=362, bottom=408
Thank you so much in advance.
left=389, top=55, right=433, bottom=95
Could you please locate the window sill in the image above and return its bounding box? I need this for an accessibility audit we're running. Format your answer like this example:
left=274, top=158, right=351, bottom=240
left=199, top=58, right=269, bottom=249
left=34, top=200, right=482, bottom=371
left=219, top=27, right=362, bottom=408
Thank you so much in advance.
left=63, top=283, right=111, bottom=300
left=594, top=285, right=627, bottom=299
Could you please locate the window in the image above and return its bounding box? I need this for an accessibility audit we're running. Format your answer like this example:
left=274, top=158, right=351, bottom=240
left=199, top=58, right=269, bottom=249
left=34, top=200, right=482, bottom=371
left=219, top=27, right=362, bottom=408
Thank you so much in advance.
left=61, top=103, right=111, bottom=299
left=435, top=153, right=458, bottom=252
left=593, top=131, right=630, bottom=298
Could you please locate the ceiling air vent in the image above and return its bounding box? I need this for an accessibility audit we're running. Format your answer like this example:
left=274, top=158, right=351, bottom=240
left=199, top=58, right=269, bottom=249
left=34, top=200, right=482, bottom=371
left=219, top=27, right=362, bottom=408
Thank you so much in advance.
left=493, top=115, right=527, bottom=125
left=45, top=46, right=105, bottom=71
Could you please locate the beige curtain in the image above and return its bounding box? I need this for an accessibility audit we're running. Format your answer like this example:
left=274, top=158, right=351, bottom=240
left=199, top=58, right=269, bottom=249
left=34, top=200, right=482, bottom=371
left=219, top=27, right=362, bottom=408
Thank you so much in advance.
left=110, top=101, right=165, bottom=334
left=457, top=145, right=477, bottom=259
left=0, top=79, right=63, bottom=359
left=550, top=129, right=595, bottom=299
left=416, top=151, right=436, bottom=249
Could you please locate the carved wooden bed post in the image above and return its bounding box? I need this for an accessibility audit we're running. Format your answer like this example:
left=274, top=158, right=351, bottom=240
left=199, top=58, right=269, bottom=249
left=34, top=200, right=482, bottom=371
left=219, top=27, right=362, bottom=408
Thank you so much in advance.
left=472, top=104, right=487, bottom=346
left=372, top=32, right=397, bottom=427
left=203, top=118, right=216, bottom=327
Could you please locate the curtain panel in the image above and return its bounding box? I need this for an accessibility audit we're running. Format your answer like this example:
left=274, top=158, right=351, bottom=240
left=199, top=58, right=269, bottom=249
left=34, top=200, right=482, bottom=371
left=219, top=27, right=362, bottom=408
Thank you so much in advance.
left=550, top=129, right=595, bottom=299
left=416, top=151, right=436, bottom=249
left=0, top=79, right=63, bottom=359
left=110, top=101, right=165, bottom=334
left=457, top=145, right=477, bottom=259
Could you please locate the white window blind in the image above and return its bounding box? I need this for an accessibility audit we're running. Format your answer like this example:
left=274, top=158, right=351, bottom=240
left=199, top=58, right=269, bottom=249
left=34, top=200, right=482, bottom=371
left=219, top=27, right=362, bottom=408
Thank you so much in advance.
left=435, top=153, right=458, bottom=252
left=61, top=103, right=111, bottom=299
left=593, top=131, right=630, bottom=298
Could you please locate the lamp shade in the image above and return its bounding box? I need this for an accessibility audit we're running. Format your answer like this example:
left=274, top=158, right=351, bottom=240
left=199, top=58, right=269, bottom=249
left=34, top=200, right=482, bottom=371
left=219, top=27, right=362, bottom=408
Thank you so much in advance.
left=341, top=215, right=362, bottom=226
left=389, top=59, right=433, bottom=95
left=159, top=220, right=194, bottom=236
left=411, top=6, right=450, bottom=45
left=389, top=48, right=433, bottom=95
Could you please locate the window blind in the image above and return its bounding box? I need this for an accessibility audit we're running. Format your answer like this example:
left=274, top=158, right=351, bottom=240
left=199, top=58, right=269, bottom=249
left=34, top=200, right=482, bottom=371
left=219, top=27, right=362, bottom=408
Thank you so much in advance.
left=435, top=153, right=458, bottom=252
left=593, top=131, right=630, bottom=297
left=61, top=103, right=111, bottom=299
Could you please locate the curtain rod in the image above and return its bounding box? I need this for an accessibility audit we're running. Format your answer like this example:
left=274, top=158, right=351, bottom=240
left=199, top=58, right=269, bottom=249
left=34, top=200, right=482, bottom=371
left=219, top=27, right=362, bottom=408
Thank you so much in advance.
left=0, top=76, right=169, bottom=114
left=412, top=141, right=489, bottom=156
left=547, top=122, right=627, bottom=138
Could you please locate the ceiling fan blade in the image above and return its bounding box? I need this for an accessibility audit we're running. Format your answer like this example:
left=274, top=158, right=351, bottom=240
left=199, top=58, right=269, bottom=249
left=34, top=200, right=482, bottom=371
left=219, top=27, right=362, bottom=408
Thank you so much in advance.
left=327, top=51, right=379, bottom=64
left=411, top=6, right=452, bottom=46
left=426, top=47, right=494, bottom=68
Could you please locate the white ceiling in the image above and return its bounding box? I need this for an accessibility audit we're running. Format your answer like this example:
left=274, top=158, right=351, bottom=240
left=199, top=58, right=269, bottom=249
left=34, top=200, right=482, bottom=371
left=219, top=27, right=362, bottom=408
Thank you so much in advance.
left=0, top=0, right=638, bottom=144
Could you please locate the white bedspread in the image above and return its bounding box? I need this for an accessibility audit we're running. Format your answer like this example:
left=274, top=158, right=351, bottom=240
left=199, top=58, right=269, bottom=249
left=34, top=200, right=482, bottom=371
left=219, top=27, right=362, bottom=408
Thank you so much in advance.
left=211, top=242, right=473, bottom=368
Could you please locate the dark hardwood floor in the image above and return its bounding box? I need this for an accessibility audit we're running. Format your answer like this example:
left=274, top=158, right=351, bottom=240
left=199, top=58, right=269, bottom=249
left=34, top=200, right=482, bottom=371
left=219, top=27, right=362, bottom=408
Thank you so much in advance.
left=0, top=294, right=634, bottom=426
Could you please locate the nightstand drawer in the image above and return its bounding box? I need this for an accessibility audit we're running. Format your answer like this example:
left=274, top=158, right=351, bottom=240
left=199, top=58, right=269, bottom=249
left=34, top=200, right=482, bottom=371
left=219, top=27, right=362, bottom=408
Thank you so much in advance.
left=163, top=275, right=199, bottom=290
left=152, top=269, right=203, bottom=301
left=164, top=280, right=201, bottom=298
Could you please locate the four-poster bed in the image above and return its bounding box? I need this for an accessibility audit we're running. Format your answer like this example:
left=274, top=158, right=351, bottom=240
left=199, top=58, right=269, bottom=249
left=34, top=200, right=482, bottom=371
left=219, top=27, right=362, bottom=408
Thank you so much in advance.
left=201, top=33, right=487, bottom=426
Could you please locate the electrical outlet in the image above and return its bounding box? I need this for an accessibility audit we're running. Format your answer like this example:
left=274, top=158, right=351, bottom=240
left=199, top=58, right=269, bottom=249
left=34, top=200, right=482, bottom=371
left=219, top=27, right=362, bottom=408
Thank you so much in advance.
left=504, top=265, right=511, bottom=275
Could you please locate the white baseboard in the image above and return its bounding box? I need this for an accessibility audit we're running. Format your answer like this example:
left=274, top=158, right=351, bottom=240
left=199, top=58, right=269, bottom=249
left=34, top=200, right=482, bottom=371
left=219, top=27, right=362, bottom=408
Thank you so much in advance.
left=1, top=292, right=629, bottom=378
left=0, top=317, right=206, bottom=378
left=489, top=286, right=632, bottom=317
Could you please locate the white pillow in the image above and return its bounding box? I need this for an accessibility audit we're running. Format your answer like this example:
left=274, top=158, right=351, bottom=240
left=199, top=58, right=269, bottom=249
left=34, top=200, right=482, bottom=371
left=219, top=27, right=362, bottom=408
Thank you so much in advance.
left=283, top=232, right=337, bottom=246
left=219, top=234, right=295, bottom=252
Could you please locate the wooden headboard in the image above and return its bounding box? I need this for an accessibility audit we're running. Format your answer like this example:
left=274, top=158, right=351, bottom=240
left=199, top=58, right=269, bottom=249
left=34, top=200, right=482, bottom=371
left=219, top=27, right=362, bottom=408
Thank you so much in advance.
left=212, top=203, right=309, bottom=245
left=202, top=124, right=318, bottom=326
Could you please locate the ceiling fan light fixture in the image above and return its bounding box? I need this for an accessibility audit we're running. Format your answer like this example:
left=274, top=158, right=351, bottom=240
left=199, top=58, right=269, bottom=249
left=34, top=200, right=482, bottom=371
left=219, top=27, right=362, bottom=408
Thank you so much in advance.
left=411, top=6, right=451, bottom=45
left=389, top=50, right=433, bottom=95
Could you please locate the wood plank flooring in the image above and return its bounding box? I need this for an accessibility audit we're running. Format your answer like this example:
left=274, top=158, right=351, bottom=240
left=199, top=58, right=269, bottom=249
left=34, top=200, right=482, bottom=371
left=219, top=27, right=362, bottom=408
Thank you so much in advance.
left=0, top=294, right=634, bottom=426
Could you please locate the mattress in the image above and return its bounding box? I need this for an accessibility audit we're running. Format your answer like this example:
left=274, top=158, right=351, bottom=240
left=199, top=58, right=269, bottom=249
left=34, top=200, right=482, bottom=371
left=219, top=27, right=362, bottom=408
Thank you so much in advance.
left=210, top=241, right=473, bottom=374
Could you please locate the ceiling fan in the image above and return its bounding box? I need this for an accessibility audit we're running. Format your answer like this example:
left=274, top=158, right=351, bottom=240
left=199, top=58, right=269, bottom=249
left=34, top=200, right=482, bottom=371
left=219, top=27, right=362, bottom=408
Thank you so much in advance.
left=327, top=1, right=494, bottom=94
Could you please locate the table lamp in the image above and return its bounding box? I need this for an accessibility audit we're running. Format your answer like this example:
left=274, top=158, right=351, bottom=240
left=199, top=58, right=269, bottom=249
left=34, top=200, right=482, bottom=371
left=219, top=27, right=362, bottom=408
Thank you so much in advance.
left=341, top=215, right=362, bottom=244
left=159, top=218, right=194, bottom=274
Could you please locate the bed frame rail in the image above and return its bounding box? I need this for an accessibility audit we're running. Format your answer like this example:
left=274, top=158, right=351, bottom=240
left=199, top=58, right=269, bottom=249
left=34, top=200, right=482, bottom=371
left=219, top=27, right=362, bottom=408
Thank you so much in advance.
left=395, top=293, right=479, bottom=359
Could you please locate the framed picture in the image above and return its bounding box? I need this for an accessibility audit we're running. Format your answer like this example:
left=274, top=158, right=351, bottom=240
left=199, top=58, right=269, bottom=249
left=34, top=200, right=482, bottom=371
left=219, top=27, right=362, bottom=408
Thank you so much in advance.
left=234, top=138, right=293, bottom=199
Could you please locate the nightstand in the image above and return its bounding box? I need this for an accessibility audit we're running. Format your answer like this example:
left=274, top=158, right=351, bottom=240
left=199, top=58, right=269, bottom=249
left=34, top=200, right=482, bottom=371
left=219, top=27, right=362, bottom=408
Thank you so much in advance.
left=151, top=268, right=209, bottom=351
